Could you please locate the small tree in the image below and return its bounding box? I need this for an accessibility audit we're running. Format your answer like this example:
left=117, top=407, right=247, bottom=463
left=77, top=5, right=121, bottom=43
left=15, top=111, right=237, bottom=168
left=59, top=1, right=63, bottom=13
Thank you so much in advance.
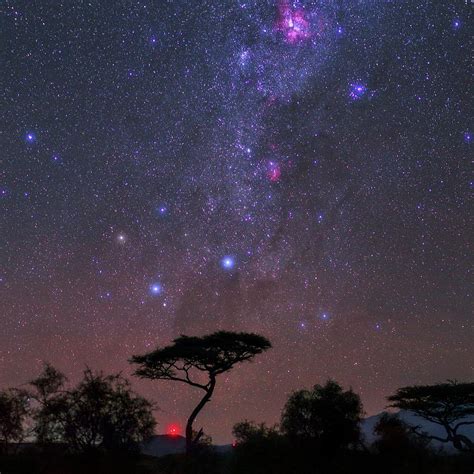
left=130, top=331, right=271, bottom=453
left=233, top=420, right=279, bottom=445
left=280, top=380, right=363, bottom=454
left=231, top=421, right=290, bottom=474
left=0, top=389, right=30, bottom=454
left=374, top=412, right=428, bottom=455
left=388, top=381, right=474, bottom=452
left=30, top=364, right=156, bottom=453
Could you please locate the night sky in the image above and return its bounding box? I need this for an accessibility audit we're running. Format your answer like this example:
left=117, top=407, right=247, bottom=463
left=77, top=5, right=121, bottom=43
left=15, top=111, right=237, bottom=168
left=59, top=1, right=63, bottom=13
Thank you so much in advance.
left=1, top=1, right=472, bottom=443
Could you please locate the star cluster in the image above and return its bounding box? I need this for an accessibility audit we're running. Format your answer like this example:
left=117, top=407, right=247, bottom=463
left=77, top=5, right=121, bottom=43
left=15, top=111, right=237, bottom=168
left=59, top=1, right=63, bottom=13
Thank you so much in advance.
left=0, top=0, right=472, bottom=443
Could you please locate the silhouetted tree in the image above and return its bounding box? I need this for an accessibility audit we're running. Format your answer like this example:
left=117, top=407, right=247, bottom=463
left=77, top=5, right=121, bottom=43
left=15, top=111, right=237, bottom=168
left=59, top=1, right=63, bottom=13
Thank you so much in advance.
left=29, top=364, right=156, bottom=453
left=374, top=412, right=428, bottom=456
left=0, top=389, right=29, bottom=454
left=130, top=331, right=271, bottom=453
left=231, top=421, right=294, bottom=474
left=388, top=381, right=474, bottom=452
left=29, top=363, right=67, bottom=444
left=281, top=380, right=363, bottom=454
left=233, top=420, right=279, bottom=445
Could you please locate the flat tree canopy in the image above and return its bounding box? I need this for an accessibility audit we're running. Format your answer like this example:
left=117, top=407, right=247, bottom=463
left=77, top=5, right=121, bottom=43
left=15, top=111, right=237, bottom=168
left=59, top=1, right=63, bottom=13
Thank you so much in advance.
left=131, top=331, right=271, bottom=452
left=388, top=381, right=474, bottom=452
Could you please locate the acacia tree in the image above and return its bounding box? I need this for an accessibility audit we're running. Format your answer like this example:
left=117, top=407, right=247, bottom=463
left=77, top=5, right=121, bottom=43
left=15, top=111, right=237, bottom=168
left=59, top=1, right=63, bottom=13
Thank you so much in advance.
left=130, top=331, right=271, bottom=453
left=388, top=381, right=474, bottom=452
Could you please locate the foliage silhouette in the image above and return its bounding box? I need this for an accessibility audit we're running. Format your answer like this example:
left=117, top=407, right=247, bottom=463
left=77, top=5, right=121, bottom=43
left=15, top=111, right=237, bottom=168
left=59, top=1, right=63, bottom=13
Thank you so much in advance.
left=130, top=331, right=271, bottom=453
left=374, top=412, right=428, bottom=453
left=29, top=364, right=155, bottom=453
left=0, top=389, right=29, bottom=454
left=280, top=379, right=363, bottom=455
left=388, top=381, right=474, bottom=452
left=230, top=421, right=298, bottom=474
left=233, top=420, right=279, bottom=444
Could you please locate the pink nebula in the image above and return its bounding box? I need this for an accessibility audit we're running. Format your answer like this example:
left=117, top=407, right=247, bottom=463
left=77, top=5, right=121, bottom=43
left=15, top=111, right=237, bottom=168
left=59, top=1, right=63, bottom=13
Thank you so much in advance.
left=275, top=0, right=311, bottom=44
left=267, top=161, right=282, bottom=182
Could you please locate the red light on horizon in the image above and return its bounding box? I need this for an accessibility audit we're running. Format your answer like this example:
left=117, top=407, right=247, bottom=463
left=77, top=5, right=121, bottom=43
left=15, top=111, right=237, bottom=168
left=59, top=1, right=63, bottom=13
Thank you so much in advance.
left=166, top=423, right=181, bottom=436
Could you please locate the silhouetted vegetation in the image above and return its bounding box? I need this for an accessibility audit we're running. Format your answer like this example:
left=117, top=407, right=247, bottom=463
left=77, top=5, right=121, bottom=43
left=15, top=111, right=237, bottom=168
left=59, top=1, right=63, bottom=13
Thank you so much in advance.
left=0, top=365, right=158, bottom=472
left=388, top=381, right=474, bottom=452
left=130, top=331, right=271, bottom=453
left=280, top=379, right=363, bottom=455
left=29, top=364, right=156, bottom=453
left=374, top=412, right=429, bottom=453
left=231, top=421, right=295, bottom=474
left=0, top=389, right=29, bottom=454
left=0, top=333, right=473, bottom=473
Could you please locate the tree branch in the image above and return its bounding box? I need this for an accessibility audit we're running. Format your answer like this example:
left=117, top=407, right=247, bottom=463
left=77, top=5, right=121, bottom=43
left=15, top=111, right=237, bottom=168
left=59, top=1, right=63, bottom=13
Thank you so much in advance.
left=410, top=425, right=449, bottom=444
left=163, top=375, right=207, bottom=391
left=453, top=420, right=474, bottom=432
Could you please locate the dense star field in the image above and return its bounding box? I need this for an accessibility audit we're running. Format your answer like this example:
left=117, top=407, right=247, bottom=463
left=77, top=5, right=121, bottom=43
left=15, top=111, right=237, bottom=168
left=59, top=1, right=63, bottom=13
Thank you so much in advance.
left=0, top=1, right=472, bottom=443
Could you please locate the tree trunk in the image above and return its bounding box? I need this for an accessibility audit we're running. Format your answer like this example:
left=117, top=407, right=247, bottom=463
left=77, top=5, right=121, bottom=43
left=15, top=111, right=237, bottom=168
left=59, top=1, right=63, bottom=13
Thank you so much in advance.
left=185, top=377, right=216, bottom=454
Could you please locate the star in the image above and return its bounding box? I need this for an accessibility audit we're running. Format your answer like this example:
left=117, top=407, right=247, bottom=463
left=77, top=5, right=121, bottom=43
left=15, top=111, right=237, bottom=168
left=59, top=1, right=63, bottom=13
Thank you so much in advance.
left=25, top=131, right=36, bottom=143
left=149, top=283, right=163, bottom=296
left=156, top=205, right=168, bottom=216
left=221, top=256, right=236, bottom=270
left=349, top=83, right=367, bottom=100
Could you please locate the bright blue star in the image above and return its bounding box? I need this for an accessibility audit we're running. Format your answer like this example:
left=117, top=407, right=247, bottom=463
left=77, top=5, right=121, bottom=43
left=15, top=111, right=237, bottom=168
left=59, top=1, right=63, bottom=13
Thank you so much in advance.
left=349, top=83, right=367, bottom=100
left=25, top=131, right=36, bottom=143
left=221, top=256, right=236, bottom=270
left=157, top=205, right=168, bottom=216
left=464, top=132, right=472, bottom=144
left=453, top=19, right=461, bottom=29
left=320, top=312, right=330, bottom=321
left=149, top=282, right=163, bottom=296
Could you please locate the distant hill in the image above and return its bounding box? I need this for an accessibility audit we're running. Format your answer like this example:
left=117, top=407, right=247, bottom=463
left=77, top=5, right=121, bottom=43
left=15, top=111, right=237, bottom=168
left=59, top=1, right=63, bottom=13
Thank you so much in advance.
left=142, top=411, right=474, bottom=457
left=361, top=410, right=474, bottom=452
left=141, top=435, right=186, bottom=457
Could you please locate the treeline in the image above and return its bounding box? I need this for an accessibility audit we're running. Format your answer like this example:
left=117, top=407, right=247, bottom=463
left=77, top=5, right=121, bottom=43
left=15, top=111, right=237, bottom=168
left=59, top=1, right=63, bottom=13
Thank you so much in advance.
left=228, top=379, right=473, bottom=474
left=0, top=330, right=473, bottom=474
left=0, top=364, right=155, bottom=455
